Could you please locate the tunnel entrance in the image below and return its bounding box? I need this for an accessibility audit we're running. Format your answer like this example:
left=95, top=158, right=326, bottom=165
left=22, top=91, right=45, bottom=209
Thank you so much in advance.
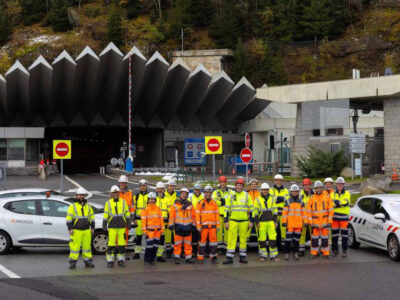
left=45, top=127, right=164, bottom=173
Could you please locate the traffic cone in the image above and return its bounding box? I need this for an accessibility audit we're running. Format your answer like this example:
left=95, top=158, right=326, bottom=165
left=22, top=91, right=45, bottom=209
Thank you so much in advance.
left=219, top=169, right=222, bottom=175
left=392, top=164, right=399, bottom=181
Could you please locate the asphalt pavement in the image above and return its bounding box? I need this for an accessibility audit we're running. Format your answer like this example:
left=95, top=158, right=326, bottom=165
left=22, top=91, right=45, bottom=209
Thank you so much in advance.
left=1, top=174, right=400, bottom=299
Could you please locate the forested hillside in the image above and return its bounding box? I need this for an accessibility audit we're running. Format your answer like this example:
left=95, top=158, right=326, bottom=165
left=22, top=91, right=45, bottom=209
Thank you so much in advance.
left=1, top=0, right=399, bottom=87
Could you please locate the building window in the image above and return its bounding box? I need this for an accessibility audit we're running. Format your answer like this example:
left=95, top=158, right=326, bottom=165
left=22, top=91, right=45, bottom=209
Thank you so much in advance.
left=330, top=143, right=341, bottom=153
left=8, top=139, right=25, bottom=160
left=326, top=128, right=344, bottom=136
left=26, top=139, right=40, bottom=162
left=0, top=139, right=6, bottom=160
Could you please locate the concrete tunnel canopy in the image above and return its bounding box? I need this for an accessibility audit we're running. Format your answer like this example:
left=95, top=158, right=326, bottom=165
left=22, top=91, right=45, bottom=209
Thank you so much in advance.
left=0, top=43, right=269, bottom=129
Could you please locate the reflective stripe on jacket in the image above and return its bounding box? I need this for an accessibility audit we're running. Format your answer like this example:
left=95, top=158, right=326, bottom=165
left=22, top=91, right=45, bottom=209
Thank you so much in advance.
left=120, top=190, right=134, bottom=214
left=281, top=196, right=307, bottom=228
left=271, top=186, right=289, bottom=215
left=330, top=189, right=351, bottom=220
left=141, top=204, right=164, bottom=235
left=253, top=194, right=277, bottom=222
left=196, top=198, right=220, bottom=230
left=212, top=188, right=232, bottom=216
left=103, top=198, right=130, bottom=228
left=168, top=199, right=196, bottom=232
left=225, top=191, right=253, bottom=222
left=134, top=192, right=148, bottom=220
left=307, top=193, right=333, bottom=228
left=66, top=201, right=95, bottom=230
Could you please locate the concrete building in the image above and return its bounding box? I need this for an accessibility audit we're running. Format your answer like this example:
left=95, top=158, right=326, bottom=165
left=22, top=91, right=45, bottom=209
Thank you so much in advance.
left=254, top=75, right=397, bottom=176
left=0, top=46, right=269, bottom=173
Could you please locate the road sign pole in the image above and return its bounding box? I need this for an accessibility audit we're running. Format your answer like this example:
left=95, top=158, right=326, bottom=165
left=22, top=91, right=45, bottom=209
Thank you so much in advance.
left=360, top=154, right=363, bottom=179
left=212, top=154, right=216, bottom=184
left=280, top=132, right=283, bottom=173
left=351, top=153, right=354, bottom=180
left=60, top=159, right=64, bottom=193
left=245, top=163, right=248, bottom=184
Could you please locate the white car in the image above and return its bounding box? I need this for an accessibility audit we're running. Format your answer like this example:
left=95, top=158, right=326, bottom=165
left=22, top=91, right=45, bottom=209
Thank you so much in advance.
left=349, top=194, right=400, bottom=260
left=0, top=195, right=113, bottom=255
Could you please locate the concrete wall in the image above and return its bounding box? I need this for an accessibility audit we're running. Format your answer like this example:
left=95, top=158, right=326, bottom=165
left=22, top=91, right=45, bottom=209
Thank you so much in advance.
left=384, top=98, right=400, bottom=174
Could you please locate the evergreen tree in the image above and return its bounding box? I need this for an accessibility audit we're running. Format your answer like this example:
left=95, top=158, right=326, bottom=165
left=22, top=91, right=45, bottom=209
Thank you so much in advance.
left=49, top=0, right=72, bottom=32
left=273, top=0, right=303, bottom=41
left=300, top=0, right=335, bottom=40
left=0, top=9, right=12, bottom=45
left=107, top=8, right=124, bottom=47
left=18, top=0, right=46, bottom=25
left=166, top=0, right=192, bottom=40
left=210, top=0, right=241, bottom=49
left=188, top=0, right=215, bottom=28
left=126, top=0, right=143, bottom=19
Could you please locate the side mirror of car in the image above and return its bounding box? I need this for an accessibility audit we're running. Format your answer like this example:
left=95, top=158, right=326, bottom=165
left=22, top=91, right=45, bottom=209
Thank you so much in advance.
left=374, top=213, right=386, bottom=222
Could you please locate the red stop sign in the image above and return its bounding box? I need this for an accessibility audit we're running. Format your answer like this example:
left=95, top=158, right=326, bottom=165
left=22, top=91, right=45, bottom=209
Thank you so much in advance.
left=245, top=133, right=250, bottom=148
left=55, top=142, right=69, bottom=157
left=240, top=148, right=253, bottom=164
left=207, top=138, right=220, bottom=152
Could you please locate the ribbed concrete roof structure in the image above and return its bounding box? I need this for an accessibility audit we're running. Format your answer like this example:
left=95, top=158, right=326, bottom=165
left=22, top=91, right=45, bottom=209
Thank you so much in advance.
left=0, top=43, right=270, bottom=129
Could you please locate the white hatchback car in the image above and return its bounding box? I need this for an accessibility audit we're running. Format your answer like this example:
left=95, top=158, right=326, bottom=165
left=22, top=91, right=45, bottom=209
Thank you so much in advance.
left=349, top=194, right=400, bottom=260
left=0, top=195, right=112, bottom=255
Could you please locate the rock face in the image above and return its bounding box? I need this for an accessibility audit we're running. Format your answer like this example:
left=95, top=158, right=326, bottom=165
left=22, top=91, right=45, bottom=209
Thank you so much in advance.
left=361, top=186, right=383, bottom=196
left=340, top=167, right=354, bottom=178
left=360, top=174, right=392, bottom=196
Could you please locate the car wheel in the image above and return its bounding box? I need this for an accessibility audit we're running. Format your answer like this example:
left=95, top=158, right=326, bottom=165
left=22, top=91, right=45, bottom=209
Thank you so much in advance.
left=348, top=225, right=360, bottom=249
left=0, top=231, right=11, bottom=255
left=92, top=231, right=108, bottom=255
left=387, top=234, right=400, bottom=261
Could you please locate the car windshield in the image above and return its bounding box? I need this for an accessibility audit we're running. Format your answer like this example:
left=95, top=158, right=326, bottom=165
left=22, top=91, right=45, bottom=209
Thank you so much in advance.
left=63, top=198, right=104, bottom=214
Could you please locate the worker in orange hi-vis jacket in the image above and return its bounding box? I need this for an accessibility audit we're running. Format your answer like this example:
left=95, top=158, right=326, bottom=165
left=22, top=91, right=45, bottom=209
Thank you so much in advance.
left=195, top=185, right=220, bottom=264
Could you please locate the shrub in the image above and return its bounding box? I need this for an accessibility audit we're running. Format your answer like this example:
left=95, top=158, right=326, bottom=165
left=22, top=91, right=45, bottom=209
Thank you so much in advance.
left=295, top=146, right=349, bottom=178
left=84, top=6, right=101, bottom=18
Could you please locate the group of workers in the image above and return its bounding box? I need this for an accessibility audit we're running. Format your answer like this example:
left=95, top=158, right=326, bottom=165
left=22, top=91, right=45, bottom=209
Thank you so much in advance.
left=65, top=174, right=351, bottom=269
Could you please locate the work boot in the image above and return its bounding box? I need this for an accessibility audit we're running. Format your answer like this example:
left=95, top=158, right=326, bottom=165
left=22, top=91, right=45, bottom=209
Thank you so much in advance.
left=333, top=250, right=339, bottom=256
left=156, top=256, right=166, bottom=262
left=309, top=255, right=317, bottom=260
left=284, top=253, right=289, bottom=260
left=166, top=250, right=172, bottom=259
left=174, top=258, right=181, bottom=265
left=271, top=257, right=280, bottom=262
left=294, top=253, right=299, bottom=260
left=323, top=255, right=331, bottom=259
left=69, top=260, right=77, bottom=270
left=197, top=259, right=203, bottom=264
left=133, top=253, right=140, bottom=260
left=107, top=262, right=114, bottom=268
left=239, top=256, right=248, bottom=264
left=211, top=257, right=219, bottom=264
left=298, top=252, right=305, bottom=257
left=223, top=257, right=233, bottom=265
left=126, top=255, right=131, bottom=261
left=84, top=259, right=95, bottom=268
left=118, top=260, right=127, bottom=267
left=218, top=249, right=225, bottom=255
left=186, top=258, right=195, bottom=264
left=259, top=257, right=266, bottom=262
left=150, top=261, right=156, bottom=265
left=342, top=252, right=347, bottom=258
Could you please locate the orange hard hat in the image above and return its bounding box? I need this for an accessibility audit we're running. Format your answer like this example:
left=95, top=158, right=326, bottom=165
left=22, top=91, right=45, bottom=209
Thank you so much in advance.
left=236, top=178, right=245, bottom=186
left=303, top=178, right=312, bottom=185
left=219, top=176, right=227, bottom=182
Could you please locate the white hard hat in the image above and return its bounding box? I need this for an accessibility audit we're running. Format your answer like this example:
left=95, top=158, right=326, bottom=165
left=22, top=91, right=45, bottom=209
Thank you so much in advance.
left=290, top=184, right=300, bottom=192
left=274, top=174, right=283, bottom=180
left=148, top=192, right=157, bottom=199
left=314, top=181, right=323, bottom=188
left=194, top=183, right=202, bottom=190
left=336, top=177, right=345, bottom=184
left=110, top=185, right=120, bottom=192
left=260, top=183, right=270, bottom=190
left=76, top=187, right=87, bottom=195
left=249, top=178, right=258, bottom=184
left=139, top=179, right=147, bottom=185
left=156, top=182, right=165, bottom=189
left=180, top=187, right=189, bottom=194
left=168, top=179, right=176, bottom=186
left=118, top=175, right=128, bottom=183
left=203, top=185, right=213, bottom=192
left=324, top=177, right=334, bottom=183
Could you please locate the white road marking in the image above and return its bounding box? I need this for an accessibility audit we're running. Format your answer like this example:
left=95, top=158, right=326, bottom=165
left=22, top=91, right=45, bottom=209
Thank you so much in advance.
left=65, top=176, right=93, bottom=199
left=0, top=264, right=21, bottom=279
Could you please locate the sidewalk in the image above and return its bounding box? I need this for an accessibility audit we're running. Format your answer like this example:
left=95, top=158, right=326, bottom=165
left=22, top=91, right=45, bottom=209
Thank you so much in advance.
left=1, top=175, right=75, bottom=191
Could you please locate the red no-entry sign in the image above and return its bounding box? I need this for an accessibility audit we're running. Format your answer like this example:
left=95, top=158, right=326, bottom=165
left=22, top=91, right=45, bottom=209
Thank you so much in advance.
left=245, top=133, right=250, bottom=148
left=206, top=138, right=221, bottom=153
left=240, top=148, right=253, bottom=164
left=53, top=140, right=71, bottom=159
